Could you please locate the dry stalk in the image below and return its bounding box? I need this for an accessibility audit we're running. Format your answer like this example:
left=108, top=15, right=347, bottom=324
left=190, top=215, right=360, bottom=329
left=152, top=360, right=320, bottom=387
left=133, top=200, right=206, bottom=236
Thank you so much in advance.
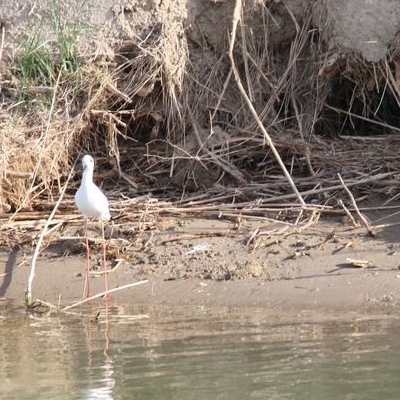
left=188, top=107, right=247, bottom=184
left=90, top=258, right=125, bottom=276
left=62, top=279, right=148, bottom=311
left=0, top=26, right=4, bottom=62
left=338, top=199, right=358, bottom=228
left=262, top=172, right=395, bottom=203
left=159, top=231, right=235, bottom=245
left=337, top=173, right=374, bottom=235
left=325, top=104, right=400, bottom=134
left=3, top=2, right=400, bottom=247
left=229, top=0, right=305, bottom=205
left=13, top=72, right=62, bottom=217
left=26, top=159, right=76, bottom=306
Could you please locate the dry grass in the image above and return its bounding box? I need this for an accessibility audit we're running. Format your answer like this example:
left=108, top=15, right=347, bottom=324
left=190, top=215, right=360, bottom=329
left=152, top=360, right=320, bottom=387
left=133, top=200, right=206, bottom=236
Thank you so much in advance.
left=2, top=0, right=400, bottom=247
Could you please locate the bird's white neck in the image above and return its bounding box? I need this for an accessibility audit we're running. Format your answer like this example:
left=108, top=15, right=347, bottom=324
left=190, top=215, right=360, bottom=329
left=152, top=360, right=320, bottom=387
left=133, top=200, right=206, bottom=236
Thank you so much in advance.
left=82, top=166, right=94, bottom=186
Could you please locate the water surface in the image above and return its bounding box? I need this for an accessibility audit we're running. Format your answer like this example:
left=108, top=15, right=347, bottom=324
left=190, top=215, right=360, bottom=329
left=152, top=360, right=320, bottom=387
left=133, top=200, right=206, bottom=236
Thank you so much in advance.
left=1, top=300, right=400, bottom=399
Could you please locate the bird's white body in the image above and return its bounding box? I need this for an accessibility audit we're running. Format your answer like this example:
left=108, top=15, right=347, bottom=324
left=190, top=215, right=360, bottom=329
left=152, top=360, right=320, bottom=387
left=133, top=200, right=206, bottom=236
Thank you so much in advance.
left=75, top=154, right=111, bottom=298
left=75, top=155, right=110, bottom=221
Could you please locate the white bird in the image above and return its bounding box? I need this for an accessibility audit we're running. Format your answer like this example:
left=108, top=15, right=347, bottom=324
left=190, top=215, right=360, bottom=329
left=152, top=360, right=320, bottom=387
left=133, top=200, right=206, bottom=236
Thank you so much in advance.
left=75, top=154, right=110, bottom=298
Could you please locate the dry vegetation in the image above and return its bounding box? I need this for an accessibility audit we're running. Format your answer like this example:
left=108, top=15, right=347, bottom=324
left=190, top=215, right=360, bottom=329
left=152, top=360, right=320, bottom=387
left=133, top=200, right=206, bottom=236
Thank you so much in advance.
left=1, top=0, right=400, bottom=247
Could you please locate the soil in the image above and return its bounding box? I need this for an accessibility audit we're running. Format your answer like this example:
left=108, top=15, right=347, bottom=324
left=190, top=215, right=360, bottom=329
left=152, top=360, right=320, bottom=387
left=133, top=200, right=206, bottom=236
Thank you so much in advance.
left=2, top=1, right=400, bottom=317
left=2, top=201, right=400, bottom=315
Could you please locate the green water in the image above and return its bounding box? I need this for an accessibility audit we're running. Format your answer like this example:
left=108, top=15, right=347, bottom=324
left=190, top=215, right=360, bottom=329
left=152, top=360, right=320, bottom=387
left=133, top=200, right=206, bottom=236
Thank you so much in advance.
left=0, top=301, right=400, bottom=400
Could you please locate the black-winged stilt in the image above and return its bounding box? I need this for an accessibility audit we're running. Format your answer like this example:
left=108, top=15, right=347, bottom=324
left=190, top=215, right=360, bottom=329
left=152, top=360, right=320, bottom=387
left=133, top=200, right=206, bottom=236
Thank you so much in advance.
left=75, top=154, right=110, bottom=298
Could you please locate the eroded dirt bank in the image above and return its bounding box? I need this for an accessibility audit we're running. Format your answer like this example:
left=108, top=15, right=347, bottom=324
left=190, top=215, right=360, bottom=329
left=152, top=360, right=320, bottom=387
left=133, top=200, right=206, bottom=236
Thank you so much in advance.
left=2, top=0, right=400, bottom=322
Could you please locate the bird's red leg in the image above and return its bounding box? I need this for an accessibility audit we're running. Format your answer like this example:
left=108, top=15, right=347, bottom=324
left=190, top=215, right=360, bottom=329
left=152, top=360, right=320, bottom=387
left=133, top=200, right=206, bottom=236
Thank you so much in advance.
left=85, top=219, right=92, bottom=298
left=101, top=220, right=109, bottom=298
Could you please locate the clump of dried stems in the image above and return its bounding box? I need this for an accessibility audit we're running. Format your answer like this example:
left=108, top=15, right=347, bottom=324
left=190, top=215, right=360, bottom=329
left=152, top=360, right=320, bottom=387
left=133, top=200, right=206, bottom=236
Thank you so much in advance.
left=2, top=0, right=400, bottom=246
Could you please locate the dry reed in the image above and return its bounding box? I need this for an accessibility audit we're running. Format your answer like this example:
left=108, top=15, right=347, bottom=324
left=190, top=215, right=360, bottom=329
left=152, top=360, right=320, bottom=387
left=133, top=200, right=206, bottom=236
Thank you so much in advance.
left=1, top=0, right=400, bottom=248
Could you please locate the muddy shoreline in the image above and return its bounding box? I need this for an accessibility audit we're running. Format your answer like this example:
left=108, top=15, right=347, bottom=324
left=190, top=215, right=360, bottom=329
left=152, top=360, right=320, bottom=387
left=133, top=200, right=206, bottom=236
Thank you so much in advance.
left=2, top=207, right=400, bottom=316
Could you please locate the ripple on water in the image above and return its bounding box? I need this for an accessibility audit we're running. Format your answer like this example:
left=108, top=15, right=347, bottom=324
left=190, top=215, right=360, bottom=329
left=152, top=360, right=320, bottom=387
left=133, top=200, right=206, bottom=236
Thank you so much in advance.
left=0, top=304, right=400, bottom=399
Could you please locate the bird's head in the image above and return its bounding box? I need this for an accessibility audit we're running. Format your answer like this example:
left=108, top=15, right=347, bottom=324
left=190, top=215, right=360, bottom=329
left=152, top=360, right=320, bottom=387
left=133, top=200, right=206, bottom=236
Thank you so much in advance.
left=81, top=154, right=94, bottom=170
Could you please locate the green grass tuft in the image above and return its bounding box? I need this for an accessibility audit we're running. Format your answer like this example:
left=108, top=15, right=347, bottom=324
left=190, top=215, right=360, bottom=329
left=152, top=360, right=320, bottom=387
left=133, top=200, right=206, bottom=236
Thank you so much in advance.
left=15, top=8, right=81, bottom=89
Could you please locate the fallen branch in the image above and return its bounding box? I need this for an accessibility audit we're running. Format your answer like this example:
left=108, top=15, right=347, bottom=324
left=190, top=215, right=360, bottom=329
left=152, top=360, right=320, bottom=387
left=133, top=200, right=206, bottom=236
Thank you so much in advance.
left=62, top=279, right=149, bottom=311
left=90, top=258, right=125, bottom=276
left=159, top=231, right=235, bottom=244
